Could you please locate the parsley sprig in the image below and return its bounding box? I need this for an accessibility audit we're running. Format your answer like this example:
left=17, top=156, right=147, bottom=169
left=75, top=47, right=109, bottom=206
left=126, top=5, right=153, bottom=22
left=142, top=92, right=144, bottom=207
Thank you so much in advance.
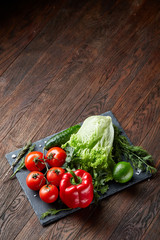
left=40, top=208, right=71, bottom=219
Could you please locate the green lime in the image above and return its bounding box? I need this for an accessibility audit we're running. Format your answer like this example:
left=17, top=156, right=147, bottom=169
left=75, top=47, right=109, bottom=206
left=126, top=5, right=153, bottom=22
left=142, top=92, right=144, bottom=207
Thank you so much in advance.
left=113, top=161, right=133, bottom=183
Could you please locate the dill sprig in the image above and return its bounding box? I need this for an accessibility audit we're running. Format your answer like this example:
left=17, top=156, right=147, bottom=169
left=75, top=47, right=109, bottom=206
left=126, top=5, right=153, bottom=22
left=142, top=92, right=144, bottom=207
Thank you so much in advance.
left=113, top=125, right=157, bottom=174
left=10, top=143, right=36, bottom=178
left=11, top=140, right=32, bottom=169
left=4, top=141, right=32, bottom=180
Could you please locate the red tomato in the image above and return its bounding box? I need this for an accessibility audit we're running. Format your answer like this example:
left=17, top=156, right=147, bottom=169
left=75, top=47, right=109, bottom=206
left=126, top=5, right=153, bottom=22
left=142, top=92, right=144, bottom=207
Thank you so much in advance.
left=39, top=184, right=58, bottom=203
left=25, top=151, right=46, bottom=171
left=46, top=167, right=65, bottom=186
left=46, top=147, right=66, bottom=167
left=26, top=171, right=46, bottom=191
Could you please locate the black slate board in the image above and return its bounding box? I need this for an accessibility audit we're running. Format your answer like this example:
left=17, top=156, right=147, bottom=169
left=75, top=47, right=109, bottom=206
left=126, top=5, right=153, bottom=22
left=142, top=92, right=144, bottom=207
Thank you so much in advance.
left=5, top=111, right=151, bottom=226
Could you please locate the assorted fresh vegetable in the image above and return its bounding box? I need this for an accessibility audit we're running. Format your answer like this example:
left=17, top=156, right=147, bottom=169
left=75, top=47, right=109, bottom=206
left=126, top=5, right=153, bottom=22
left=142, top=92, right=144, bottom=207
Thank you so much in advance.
left=24, top=149, right=94, bottom=207
left=9, top=115, right=157, bottom=220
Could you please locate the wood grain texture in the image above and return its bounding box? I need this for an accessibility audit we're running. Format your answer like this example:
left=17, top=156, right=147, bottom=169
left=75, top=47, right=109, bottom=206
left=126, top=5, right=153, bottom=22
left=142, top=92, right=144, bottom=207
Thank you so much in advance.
left=141, top=116, right=160, bottom=169
left=0, top=0, right=91, bottom=142
left=0, top=0, right=160, bottom=239
left=0, top=192, right=33, bottom=240
left=141, top=213, right=160, bottom=240
left=125, top=80, right=160, bottom=145
left=0, top=0, right=65, bottom=75
left=108, top=173, right=160, bottom=240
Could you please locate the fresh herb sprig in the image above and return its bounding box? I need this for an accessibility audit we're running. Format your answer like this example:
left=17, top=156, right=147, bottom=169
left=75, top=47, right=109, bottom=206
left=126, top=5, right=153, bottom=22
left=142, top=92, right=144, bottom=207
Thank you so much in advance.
left=92, top=169, right=109, bottom=201
left=113, top=125, right=157, bottom=173
left=40, top=208, right=71, bottom=219
left=11, top=140, right=32, bottom=169
left=4, top=141, right=32, bottom=180
left=10, top=143, right=36, bottom=178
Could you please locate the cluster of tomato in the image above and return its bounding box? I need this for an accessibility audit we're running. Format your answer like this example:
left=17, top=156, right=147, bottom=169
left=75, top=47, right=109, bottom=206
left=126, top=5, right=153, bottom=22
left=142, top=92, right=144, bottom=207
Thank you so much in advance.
left=25, top=147, right=67, bottom=204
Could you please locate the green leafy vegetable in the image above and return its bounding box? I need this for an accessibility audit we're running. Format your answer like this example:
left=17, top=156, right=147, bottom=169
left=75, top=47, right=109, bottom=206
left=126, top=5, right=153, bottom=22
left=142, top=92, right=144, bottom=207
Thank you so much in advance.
left=40, top=208, right=71, bottom=219
left=63, top=116, right=114, bottom=169
left=113, top=125, right=157, bottom=173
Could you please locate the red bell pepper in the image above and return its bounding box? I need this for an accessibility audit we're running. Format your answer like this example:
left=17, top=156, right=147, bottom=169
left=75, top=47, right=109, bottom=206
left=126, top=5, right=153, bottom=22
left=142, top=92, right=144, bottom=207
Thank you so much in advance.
left=59, top=169, right=94, bottom=208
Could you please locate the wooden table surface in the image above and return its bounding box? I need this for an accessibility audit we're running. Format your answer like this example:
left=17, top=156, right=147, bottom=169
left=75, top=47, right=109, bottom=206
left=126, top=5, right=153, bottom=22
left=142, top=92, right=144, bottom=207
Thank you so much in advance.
left=0, top=0, right=160, bottom=239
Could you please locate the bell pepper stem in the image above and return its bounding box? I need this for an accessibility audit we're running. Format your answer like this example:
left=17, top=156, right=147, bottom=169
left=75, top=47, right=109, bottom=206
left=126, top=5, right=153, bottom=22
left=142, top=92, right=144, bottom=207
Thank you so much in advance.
left=66, top=168, right=82, bottom=185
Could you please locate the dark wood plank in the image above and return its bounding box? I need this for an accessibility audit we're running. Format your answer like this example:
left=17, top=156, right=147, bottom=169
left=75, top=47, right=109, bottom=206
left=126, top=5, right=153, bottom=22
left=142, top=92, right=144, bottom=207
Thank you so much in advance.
left=15, top=205, right=97, bottom=240
left=107, top=173, right=160, bottom=240
left=125, top=80, right=160, bottom=146
left=0, top=0, right=96, bottom=109
left=0, top=0, right=160, bottom=239
left=0, top=0, right=66, bottom=75
left=0, top=192, right=34, bottom=240
left=75, top=0, right=160, bottom=124
left=14, top=214, right=43, bottom=240
left=0, top=0, right=102, bottom=144
left=141, top=214, right=160, bottom=240
left=112, top=52, right=160, bottom=129
left=26, top=0, right=160, bottom=143
left=141, top=117, right=160, bottom=169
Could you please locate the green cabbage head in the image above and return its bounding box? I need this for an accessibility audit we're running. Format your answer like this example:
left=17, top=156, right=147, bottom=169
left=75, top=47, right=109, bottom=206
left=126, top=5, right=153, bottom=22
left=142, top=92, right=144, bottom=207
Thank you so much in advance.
left=66, top=115, right=115, bottom=171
